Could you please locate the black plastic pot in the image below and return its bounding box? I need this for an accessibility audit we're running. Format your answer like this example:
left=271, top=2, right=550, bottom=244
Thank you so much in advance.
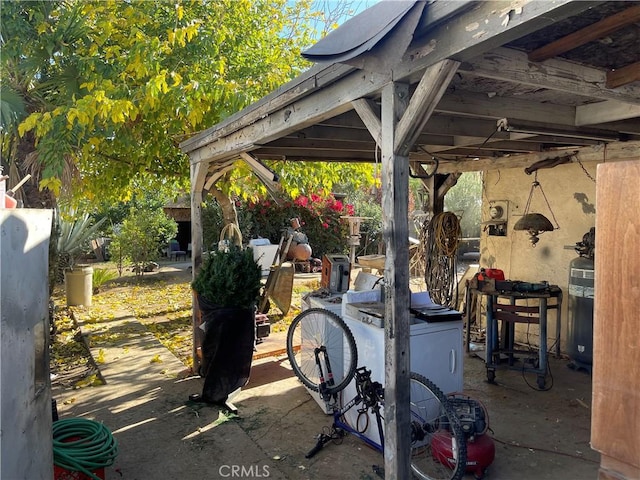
left=197, top=294, right=255, bottom=404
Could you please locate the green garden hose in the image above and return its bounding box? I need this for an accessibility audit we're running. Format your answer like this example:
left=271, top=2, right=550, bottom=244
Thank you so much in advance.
left=53, top=418, right=118, bottom=480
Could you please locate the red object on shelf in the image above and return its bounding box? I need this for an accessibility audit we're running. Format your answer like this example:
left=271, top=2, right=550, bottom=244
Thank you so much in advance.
left=53, top=465, right=105, bottom=480
left=481, top=268, right=505, bottom=281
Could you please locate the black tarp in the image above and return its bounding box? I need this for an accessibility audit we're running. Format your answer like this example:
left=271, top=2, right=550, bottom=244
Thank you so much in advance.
left=198, top=295, right=255, bottom=404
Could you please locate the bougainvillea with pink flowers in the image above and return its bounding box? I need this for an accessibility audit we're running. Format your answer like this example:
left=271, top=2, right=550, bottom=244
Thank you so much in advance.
left=239, top=193, right=355, bottom=258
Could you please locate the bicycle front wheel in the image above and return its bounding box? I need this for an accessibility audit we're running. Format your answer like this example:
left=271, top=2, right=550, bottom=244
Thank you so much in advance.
left=409, top=373, right=467, bottom=480
left=286, top=308, right=357, bottom=396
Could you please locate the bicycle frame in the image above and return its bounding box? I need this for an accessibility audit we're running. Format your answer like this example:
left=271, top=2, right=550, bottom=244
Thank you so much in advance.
left=331, top=384, right=385, bottom=454
left=295, top=309, right=468, bottom=479
left=306, top=366, right=386, bottom=459
left=314, top=346, right=336, bottom=393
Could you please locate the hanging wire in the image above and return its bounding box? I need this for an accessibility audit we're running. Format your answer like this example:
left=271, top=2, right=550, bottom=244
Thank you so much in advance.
left=573, top=154, right=596, bottom=183
left=411, top=146, right=440, bottom=179
left=526, top=172, right=560, bottom=229
left=471, top=126, right=501, bottom=204
left=422, top=212, right=461, bottom=307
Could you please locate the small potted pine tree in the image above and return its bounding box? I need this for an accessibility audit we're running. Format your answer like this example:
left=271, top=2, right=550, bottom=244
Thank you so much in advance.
left=190, top=244, right=262, bottom=408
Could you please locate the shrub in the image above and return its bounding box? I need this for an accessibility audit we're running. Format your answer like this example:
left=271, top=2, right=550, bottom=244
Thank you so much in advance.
left=111, top=207, right=178, bottom=275
left=191, top=245, right=262, bottom=308
left=92, top=268, right=117, bottom=294
left=240, top=193, right=355, bottom=259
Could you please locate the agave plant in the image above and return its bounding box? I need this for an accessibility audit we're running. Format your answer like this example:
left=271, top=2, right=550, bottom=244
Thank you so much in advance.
left=54, top=209, right=106, bottom=283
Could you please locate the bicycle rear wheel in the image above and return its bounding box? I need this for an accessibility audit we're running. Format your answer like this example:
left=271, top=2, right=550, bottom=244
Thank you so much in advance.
left=286, top=308, right=357, bottom=396
left=409, top=373, right=467, bottom=480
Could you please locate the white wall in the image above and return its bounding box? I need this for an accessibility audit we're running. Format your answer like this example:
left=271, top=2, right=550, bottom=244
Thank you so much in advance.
left=1, top=209, right=54, bottom=479
left=479, top=160, right=599, bottom=352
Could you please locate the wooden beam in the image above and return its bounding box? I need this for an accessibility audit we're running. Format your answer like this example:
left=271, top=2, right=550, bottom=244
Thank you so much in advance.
left=528, top=4, right=640, bottom=62
left=395, top=0, right=600, bottom=82
left=460, top=47, right=640, bottom=105
left=187, top=68, right=391, bottom=166
left=254, top=154, right=375, bottom=163
left=395, top=59, right=460, bottom=156
left=435, top=140, right=640, bottom=173
left=333, top=92, right=579, bottom=131
left=183, top=1, right=596, bottom=159
left=255, top=148, right=376, bottom=161
left=381, top=81, right=411, bottom=479
left=239, top=152, right=280, bottom=198
left=324, top=108, right=485, bottom=133
left=288, top=124, right=373, bottom=142
left=190, top=180, right=204, bottom=373
left=203, top=163, right=235, bottom=191
left=436, top=91, right=576, bottom=126
left=191, top=154, right=208, bottom=194
left=254, top=139, right=640, bottom=168
left=576, top=100, right=640, bottom=126
left=437, top=172, right=462, bottom=199
left=352, top=98, right=382, bottom=142
left=452, top=136, right=538, bottom=149
left=263, top=137, right=376, bottom=152
left=180, top=62, right=356, bottom=153
left=589, top=119, right=640, bottom=135
left=606, top=62, right=640, bottom=89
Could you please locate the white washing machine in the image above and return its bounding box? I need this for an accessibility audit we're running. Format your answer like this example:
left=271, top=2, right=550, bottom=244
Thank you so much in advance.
left=340, top=296, right=463, bottom=444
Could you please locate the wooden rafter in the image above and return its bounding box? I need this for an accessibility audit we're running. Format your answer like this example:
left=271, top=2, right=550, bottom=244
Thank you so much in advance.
left=460, top=47, right=640, bottom=105
left=394, top=59, right=460, bottom=156
left=528, top=4, right=640, bottom=62
left=397, top=0, right=597, bottom=81
left=351, top=98, right=382, bottom=143
left=606, top=62, right=640, bottom=89
left=576, top=100, right=640, bottom=126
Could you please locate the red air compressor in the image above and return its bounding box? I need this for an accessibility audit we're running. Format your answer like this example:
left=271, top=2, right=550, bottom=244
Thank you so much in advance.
left=431, top=394, right=496, bottom=480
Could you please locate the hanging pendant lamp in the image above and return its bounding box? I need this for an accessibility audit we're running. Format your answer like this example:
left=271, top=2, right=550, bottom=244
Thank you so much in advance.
left=514, top=173, right=559, bottom=247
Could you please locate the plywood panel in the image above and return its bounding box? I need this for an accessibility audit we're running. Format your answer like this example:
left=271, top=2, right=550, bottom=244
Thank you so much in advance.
left=592, top=160, right=640, bottom=473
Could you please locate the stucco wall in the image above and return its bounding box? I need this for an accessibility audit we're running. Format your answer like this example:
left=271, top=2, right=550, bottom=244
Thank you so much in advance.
left=1, top=209, right=54, bottom=479
left=479, top=160, right=599, bottom=354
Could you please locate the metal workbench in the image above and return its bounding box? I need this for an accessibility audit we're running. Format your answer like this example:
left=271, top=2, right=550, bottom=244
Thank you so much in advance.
left=465, top=284, right=562, bottom=389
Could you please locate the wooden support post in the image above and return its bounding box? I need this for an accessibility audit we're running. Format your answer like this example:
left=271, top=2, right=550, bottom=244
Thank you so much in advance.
left=381, top=81, right=412, bottom=480
left=190, top=160, right=206, bottom=373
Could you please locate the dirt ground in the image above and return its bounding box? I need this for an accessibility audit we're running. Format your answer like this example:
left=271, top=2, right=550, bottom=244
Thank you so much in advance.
left=50, top=263, right=599, bottom=480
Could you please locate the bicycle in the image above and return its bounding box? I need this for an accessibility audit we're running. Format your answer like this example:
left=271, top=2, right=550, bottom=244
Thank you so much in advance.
left=286, top=308, right=468, bottom=480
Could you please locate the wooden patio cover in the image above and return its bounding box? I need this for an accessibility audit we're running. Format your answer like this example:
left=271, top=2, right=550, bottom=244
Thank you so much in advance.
left=180, top=1, right=640, bottom=476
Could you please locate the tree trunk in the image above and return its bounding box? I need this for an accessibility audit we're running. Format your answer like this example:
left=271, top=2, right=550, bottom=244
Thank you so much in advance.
left=10, top=133, right=56, bottom=209
left=5, top=133, right=59, bottom=293
left=210, top=185, right=239, bottom=229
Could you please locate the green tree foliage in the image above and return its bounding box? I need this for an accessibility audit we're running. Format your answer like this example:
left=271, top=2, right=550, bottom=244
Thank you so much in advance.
left=223, top=159, right=378, bottom=204
left=1, top=0, right=320, bottom=204
left=444, top=172, right=482, bottom=238
left=344, top=187, right=383, bottom=256
left=91, top=186, right=171, bottom=236
left=111, top=207, right=178, bottom=275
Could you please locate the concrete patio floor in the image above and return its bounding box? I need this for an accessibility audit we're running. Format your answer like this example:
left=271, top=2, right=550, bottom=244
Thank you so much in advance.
left=52, top=300, right=599, bottom=480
